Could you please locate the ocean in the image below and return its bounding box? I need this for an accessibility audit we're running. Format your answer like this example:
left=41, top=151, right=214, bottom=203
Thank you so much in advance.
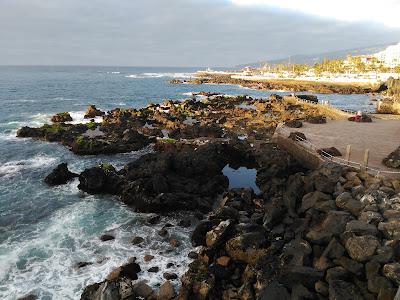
left=0, top=66, right=377, bottom=299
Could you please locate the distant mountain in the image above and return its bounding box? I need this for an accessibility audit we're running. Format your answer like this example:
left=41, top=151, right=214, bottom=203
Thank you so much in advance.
left=234, top=43, right=396, bottom=68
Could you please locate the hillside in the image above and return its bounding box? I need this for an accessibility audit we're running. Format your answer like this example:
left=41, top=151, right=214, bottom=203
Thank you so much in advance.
left=235, top=43, right=395, bottom=68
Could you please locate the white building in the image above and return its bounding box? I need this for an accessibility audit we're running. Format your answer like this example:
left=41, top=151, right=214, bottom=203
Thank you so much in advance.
left=374, top=42, right=400, bottom=68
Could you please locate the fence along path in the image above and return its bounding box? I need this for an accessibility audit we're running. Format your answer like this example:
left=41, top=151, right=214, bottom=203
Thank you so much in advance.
left=275, top=123, right=400, bottom=178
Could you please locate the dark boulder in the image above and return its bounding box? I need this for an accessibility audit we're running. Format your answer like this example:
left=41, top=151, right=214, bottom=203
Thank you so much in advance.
left=285, top=120, right=302, bottom=128
left=51, top=112, right=73, bottom=123
left=44, top=163, right=78, bottom=186
left=307, top=115, right=326, bottom=124
left=84, top=105, right=105, bottom=119
left=328, top=280, right=364, bottom=300
left=120, top=262, right=141, bottom=280
left=78, top=166, right=124, bottom=195
left=383, top=146, right=400, bottom=169
left=191, top=220, right=218, bottom=247
left=100, top=234, right=115, bottom=242
left=258, top=281, right=290, bottom=300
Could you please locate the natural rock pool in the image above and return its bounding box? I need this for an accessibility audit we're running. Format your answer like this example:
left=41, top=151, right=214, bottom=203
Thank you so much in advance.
left=222, top=164, right=261, bottom=195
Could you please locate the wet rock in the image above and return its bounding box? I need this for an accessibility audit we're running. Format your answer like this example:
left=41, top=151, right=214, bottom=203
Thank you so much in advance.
left=383, top=263, right=400, bottom=285
left=78, top=167, right=123, bottom=195
left=163, top=272, right=178, bottom=280
left=158, top=281, right=175, bottom=300
left=84, top=105, right=105, bottom=119
left=158, top=228, right=168, bottom=237
left=170, top=239, right=180, bottom=247
left=178, top=217, right=192, bottom=227
left=345, top=235, right=380, bottom=262
left=51, top=112, right=73, bottom=123
left=17, top=295, right=37, bottom=300
left=148, top=266, right=159, bottom=273
left=146, top=214, right=161, bottom=225
left=188, top=251, right=198, bottom=259
left=144, top=255, right=154, bottom=262
left=120, top=262, right=141, bottom=280
left=76, top=261, right=94, bottom=269
left=131, top=236, right=144, bottom=245
left=100, top=234, right=115, bottom=242
left=80, top=282, right=113, bottom=300
left=106, top=267, right=122, bottom=281
left=44, top=163, right=78, bottom=186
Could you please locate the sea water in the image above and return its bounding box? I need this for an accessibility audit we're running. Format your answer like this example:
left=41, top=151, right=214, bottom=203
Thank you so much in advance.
left=0, top=66, right=376, bottom=299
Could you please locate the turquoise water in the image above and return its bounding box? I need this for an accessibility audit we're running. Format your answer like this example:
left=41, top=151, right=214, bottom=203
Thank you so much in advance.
left=0, top=66, right=376, bottom=299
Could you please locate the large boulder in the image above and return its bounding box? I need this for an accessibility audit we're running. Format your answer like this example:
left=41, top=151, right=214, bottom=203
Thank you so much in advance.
left=44, top=163, right=78, bottom=186
left=225, top=232, right=268, bottom=264
left=383, top=146, right=400, bottom=168
left=78, top=166, right=124, bottom=195
left=84, top=105, right=105, bottom=119
left=51, top=112, right=73, bottom=123
left=328, top=280, right=364, bottom=300
left=345, top=235, right=380, bottom=262
left=383, top=263, right=400, bottom=285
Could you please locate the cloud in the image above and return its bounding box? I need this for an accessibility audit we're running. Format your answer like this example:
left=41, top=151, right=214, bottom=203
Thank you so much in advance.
left=0, top=0, right=399, bottom=66
left=230, top=0, right=400, bottom=28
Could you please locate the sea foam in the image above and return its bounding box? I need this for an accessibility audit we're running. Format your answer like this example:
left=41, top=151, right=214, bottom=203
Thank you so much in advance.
left=0, top=154, right=58, bottom=177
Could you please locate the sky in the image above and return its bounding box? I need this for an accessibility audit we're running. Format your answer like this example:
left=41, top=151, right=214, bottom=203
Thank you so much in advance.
left=0, top=0, right=399, bottom=67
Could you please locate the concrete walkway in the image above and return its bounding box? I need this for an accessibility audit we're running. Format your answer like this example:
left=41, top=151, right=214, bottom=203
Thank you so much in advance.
left=286, top=119, right=400, bottom=174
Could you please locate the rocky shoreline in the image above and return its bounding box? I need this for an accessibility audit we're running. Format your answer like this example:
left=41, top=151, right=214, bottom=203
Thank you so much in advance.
left=170, top=73, right=386, bottom=95
left=16, top=94, right=400, bottom=299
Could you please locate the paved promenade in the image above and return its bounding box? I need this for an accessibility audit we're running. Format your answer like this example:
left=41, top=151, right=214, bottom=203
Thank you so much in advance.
left=284, top=119, right=400, bottom=175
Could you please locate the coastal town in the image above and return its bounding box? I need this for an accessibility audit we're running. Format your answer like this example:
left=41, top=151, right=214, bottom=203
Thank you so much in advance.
left=202, top=42, right=400, bottom=85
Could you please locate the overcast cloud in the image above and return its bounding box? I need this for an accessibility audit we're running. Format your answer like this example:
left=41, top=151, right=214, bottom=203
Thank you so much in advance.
left=0, top=0, right=399, bottom=67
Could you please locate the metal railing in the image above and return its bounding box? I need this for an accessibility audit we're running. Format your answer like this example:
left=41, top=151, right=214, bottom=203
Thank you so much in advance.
left=275, top=124, right=400, bottom=177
